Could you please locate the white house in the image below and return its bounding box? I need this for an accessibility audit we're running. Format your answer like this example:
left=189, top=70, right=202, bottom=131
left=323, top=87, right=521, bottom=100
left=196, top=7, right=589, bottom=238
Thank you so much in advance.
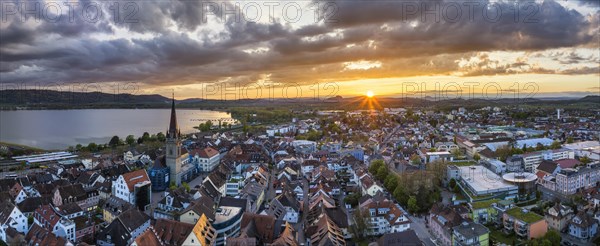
left=360, top=195, right=411, bottom=236
left=14, top=189, right=28, bottom=204
left=54, top=218, right=76, bottom=243
left=359, top=175, right=384, bottom=196
left=0, top=202, right=28, bottom=242
left=112, top=170, right=152, bottom=209
left=190, top=147, right=221, bottom=172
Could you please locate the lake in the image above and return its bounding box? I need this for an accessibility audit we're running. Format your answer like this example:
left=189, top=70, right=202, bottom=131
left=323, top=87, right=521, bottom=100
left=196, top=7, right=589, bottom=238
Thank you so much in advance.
left=0, top=109, right=232, bottom=150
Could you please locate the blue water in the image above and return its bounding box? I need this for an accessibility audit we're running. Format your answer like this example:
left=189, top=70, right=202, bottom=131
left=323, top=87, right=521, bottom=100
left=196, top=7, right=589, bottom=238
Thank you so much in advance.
left=0, top=109, right=231, bottom=150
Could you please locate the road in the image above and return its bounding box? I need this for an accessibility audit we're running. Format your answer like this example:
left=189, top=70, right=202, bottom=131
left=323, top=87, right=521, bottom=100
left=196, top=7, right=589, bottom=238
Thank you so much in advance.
left=408, top=215, right=436, bottom=246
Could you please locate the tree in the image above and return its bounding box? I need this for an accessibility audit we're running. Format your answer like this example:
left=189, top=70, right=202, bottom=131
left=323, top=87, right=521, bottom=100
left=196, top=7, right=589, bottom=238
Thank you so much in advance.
left=87, top=142, right=98, bottom=152
left=566, top=137, right=574, bottom=143
left=157, top=132, right=166, bottom=142
left=393, top=185, right=408, bottom=206
left=75, top=144, right=82, bottom=151
left=344, top=193, right=361, bottom=207
left=369, top=160, right=385, bottom=175
left=495, top=145, right=512, bottom=161
left=535, top=143, right=545, bottom=151
left=384, top=174, right=398, bottom=191
left=451, top=149, right=462, bottom=159
left=550, top=141, right=562, bottom=149
left=126, top=135, right=136, bottom=146
left=142, top=132, right=151, bottom=142
left=580, top=156, right=591, bottom=164
left=199, top=120, right=214, bottom=132
left=473, top=153, right=481, bottom=162
left=182, top=182, right=190, bottom=192
left=109, top=136, right=121, bottom=148
left=522, top=144, right=527, bottom=153
left=407, top=196, right=419, bottom=213
left=448, top=178, right=457, bottom=190
left=350, top=209, right=370, bottom=240
left=410, top=154, right=421, bottom=165
left=376, top=165, right=388, bottom=181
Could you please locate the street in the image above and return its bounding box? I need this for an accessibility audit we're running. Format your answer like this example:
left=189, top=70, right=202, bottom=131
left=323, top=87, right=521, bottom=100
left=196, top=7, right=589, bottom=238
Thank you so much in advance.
left=408, top=215, right=436, bottom=246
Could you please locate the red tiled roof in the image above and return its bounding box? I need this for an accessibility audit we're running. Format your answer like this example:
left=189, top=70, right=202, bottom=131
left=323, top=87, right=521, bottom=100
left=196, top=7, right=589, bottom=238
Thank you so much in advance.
left=190, top=147, right=219, bottom=158
left=535, top=171, right=546, bottom=180
left=556, top=159, right=580, bottom=169
left=122, top=169, right=150, bottom=192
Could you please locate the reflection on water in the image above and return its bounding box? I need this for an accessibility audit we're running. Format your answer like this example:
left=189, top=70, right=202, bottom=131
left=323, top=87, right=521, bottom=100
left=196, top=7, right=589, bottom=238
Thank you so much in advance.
left=0, top=109, right=231, bottom=150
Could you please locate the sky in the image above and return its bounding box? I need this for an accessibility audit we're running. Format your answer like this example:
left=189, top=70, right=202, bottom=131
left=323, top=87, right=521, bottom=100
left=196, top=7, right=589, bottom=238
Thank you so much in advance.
left=1, top=0, right=599, bottom=99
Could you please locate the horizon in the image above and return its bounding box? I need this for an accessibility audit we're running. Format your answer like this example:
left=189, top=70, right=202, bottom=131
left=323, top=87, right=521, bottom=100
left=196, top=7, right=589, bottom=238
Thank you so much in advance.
left=1, top=0, right=598, bottom=99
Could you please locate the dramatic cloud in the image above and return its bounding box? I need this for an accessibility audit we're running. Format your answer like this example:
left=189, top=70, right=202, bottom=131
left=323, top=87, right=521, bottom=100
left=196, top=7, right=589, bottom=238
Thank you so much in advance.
left=0, top=0, right=598, bottom=96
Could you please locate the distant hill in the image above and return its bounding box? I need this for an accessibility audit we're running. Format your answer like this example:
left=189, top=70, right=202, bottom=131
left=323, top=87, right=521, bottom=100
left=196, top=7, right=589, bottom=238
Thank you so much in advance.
left=0, top=90, right=171, bottom=109
left=0, top=90, right=597, bottom=110
left=579, top=95, right=600, bottom=103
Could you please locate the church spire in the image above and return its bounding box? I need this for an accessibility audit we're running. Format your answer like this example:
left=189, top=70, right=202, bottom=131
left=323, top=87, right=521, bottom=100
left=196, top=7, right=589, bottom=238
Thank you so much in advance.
left=168, top=91, right=179, bottom=138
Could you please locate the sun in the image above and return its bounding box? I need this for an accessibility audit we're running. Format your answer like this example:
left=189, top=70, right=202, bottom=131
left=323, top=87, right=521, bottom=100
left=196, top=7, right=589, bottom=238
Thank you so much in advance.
left=366, top=91, right=374, bottom=98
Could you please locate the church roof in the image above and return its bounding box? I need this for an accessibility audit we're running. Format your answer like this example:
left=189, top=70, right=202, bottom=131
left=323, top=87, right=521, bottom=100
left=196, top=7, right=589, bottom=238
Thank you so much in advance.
left=168, top=94, right=179, bottom=139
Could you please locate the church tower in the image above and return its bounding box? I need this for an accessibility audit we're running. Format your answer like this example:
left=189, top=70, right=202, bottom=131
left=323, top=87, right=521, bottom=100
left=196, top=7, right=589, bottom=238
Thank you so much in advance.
left=166, top=93, right=182, bottom=185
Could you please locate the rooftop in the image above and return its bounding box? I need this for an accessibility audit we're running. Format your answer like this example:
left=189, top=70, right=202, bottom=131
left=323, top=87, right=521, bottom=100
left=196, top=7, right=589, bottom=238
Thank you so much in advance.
left=458, top=166, right=517, bottom=196
left=505, top=207, right=543, bottom=224
left=215, top=206, right=243, bottom=223
left=471, top=199, right=501, bottom=210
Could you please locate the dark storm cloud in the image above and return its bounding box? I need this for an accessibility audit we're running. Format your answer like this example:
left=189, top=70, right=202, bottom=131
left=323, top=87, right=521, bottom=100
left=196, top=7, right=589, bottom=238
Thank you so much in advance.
left=0, top=0, right=598, bottom=87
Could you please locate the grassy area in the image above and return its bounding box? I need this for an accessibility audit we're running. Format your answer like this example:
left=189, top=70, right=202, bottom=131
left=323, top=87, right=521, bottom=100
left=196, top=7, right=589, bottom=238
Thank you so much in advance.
left=505, top=207, right=543, bottom=223
left=490, top=229, right=518, bottom=245
left=471, top=199, right=501, bottom=210
left=454, top=192, right=467, bottom=201
left=0, top=141, right=46, bottom=152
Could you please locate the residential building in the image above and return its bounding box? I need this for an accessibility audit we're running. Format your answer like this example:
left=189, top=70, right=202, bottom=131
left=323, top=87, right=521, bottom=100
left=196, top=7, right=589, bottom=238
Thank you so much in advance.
left=429, top=204, right=469, bottom=246
left=452, top=221, right=489, bottom=246
left=0, top=201, right=28, bottom=242
left=567, top=211, right=598, bottom=241
left=33, top=204, right=76, bottom=242
left=102, top=196, right=132, bottom=224
left=544, top=203, right=574, bottom=231
left=212, top=197, right=246, bottom=245
left=521, top=148, right=574, bottom=172
left=502, top=207, right=547, bottom=239
left=96, top=208, right=151, bottom=246
left=154, top=188, right=193, bottom=220
left=359, top=174, right=384, bottom=196
left=25, top=224, right=73, bottom=246
left=555, top=164, right=600, bottom=195
left=53, top=183, right=99, bottom=211
left=371, top=230, right=423, bottom=246
left=182, top=214, right=217, bottom=246
left=190, top=147, right=221, bottom=173
left=469, top=199, right=501, bottom=224
left=305, top=213, right=345, bottom=246
left=112, top=169, right=152, bottom=211
left=360, top=194, right=411, bottom=236
left=153, top=218, right=194, bottom=246
left=179, top=196, right=215, bottom=225
left=266, top=191, right=300, bottom=224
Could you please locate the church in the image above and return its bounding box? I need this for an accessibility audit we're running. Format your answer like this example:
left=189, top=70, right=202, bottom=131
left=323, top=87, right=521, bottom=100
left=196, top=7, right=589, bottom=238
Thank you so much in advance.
left=149, top=95, right=197, bottom=191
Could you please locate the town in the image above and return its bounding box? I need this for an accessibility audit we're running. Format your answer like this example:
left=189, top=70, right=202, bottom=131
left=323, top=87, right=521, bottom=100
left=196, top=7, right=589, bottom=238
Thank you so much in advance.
left=0, top=97, right=599, bottom=246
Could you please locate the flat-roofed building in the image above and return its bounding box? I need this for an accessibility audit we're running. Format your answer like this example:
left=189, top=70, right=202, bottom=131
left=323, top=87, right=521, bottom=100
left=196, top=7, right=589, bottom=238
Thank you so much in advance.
left=456, top=166, right=518, bottom=202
